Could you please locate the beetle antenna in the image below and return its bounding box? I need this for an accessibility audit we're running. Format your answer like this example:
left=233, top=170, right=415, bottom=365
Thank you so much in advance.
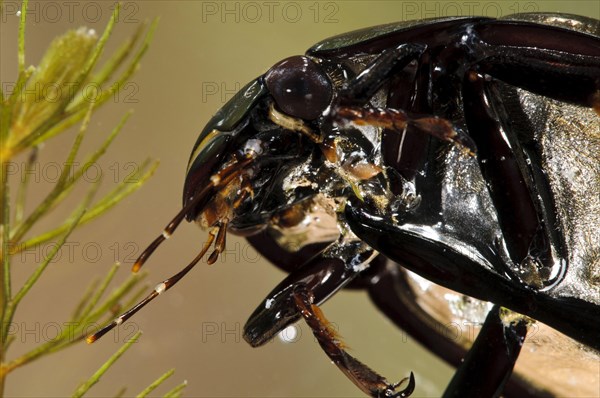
left=87, top=227, right=218, bottom=344
left=131, top=183, right=215, bottom=273
left=132, top=157, right=254, bottom=273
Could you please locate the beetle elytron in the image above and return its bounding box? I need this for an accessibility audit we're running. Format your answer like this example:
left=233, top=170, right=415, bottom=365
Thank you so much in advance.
left=89, top=13, right=600, bottom=397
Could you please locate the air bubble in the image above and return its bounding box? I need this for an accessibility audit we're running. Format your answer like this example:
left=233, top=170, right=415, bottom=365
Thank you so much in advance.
left=278, top=325, right=299, bottom=343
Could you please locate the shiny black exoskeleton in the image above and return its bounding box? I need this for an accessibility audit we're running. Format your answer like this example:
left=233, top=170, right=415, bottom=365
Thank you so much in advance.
left=90, top=13, right=600, bottom=398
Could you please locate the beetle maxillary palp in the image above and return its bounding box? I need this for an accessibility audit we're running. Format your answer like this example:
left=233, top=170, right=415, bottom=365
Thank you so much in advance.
left=88, top=156, right=256, bottom=343
left=233, top=178, right=254, bottom=208
left=130, top=181, right=215, bottom=273
left=87, top=230, right=217, bottom=344
left=130, top=156, right=254, bottom=274
left=319, top=137, right=338, bottom=163
left=207, top=221, right=228, bottom=265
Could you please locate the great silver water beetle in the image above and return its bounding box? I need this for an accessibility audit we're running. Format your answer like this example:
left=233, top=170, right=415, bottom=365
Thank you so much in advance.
left=89, top=13, right=600, bottom=397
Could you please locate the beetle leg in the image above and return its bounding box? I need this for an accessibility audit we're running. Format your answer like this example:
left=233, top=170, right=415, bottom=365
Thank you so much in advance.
left=344, top=197, right=600, bottom=351
left=461, top=70, right=559, bottom=286
left=382, top=52, right=431, bottom=183
left=242, top=241, right=417, bottom=396
left=293, top=285, right=415, bottom=398
left=329, top=42, right=476, bottom=155
left=367, top=259, right=466, bottom=366
left=336, top=43, right=426, bottom=106
left=472, top=20, right=600, bottom=108
left=367, top=260, right=544, bottom=398
left=243, top=240, right=375, bottom=346
left=442, top=305, right=528, bottom=398
left=463, top=71, right=552, bottom=282
left=335, top=106, right=476, bottom=156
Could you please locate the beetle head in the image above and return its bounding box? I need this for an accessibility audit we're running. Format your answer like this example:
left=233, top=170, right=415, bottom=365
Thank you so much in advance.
left=182, top=55, right=389, bottom=251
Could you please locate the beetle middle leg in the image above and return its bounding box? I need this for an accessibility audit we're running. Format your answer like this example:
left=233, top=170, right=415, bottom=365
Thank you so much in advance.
left=330, top=43, right=476, bottom=155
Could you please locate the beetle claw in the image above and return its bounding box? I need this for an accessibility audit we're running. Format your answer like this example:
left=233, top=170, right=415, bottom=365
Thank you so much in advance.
left=385, top=372, right=415, bottom=398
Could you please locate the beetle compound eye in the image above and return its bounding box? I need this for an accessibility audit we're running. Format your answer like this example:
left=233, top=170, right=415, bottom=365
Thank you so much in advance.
left=265, top=56, right=332, bottom=120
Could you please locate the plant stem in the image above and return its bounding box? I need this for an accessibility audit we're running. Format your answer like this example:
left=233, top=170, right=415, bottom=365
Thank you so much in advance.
left=72, top=331, right=142, bottom=398
left=17, top=0, right=28, bottom=75
left=136, top=368, right=175, bottom=398
left=0, top=160, right=10, bottom=397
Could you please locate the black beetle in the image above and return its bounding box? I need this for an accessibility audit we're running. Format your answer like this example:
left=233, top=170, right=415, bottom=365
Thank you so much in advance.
left=89, top=13, right=600, bottom=397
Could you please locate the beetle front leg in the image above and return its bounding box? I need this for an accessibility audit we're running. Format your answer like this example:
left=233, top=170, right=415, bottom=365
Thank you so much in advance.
left=242, top=240, right=416, bottom=397
left=293, top=285, right=415, bottom=398
left=243, top=240, right=375, bottom=347
left=334, top=106, right=476, bottom=156
left=344, top=197, right=600, bottom=351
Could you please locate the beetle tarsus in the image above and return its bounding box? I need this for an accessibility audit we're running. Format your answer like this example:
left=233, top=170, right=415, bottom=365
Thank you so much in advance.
left=293, top=286, right=415, bottom=398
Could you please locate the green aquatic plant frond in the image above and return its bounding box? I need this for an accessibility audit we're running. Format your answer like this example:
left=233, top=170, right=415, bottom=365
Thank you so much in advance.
left=0, top=1, right=183, bottom=396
